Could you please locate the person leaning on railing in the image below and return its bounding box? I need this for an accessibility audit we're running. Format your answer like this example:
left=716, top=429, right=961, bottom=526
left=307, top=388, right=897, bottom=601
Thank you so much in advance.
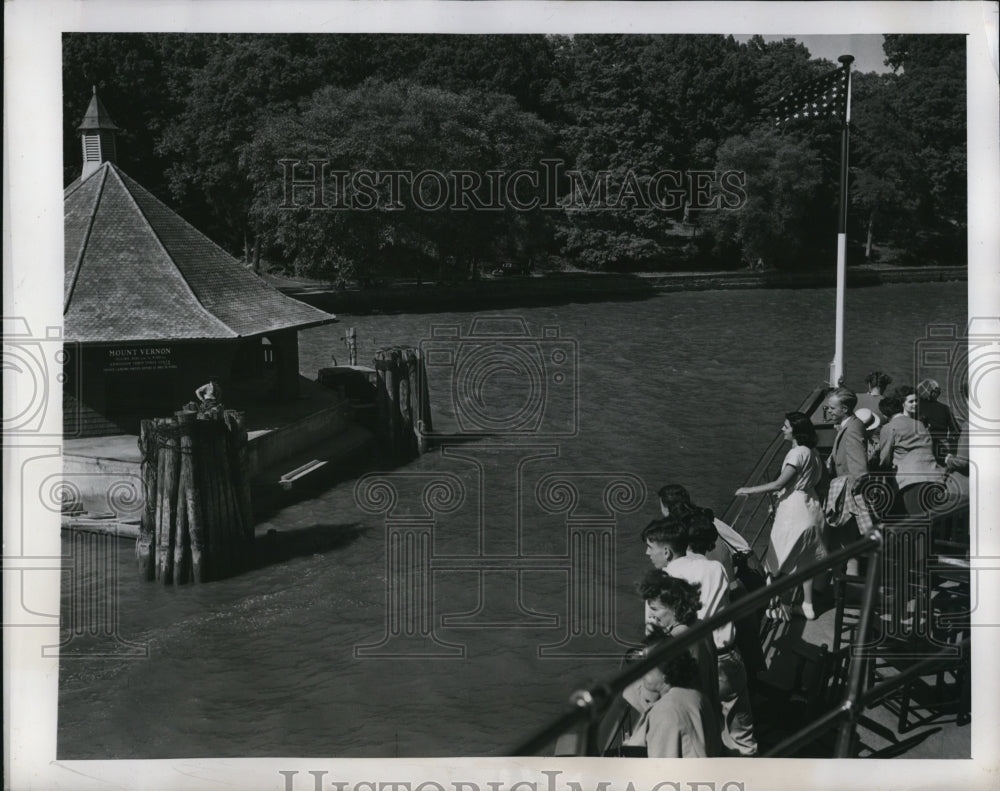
left=620, top=630, right=723, bottom=759
left=735, top=412, right=826, bottom=621
left=659, top=510, right=758, bottom=757
left=658, top=484, right=746, bottom=593
left=636, top=568, right=722, bottom=721
left=657, top=484, right=767, bottom=683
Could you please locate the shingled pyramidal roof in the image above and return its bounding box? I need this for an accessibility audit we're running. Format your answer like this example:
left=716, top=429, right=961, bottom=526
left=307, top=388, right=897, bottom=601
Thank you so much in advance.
left=64, top=93, right=337, bottom=344
left=76, top=87, right=120, bottom=133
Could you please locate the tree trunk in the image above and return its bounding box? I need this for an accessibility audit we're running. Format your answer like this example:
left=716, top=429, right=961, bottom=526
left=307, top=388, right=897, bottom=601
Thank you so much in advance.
left=865, top=209, right=877, bottom=260
left=252, top=235, right=262, bottom=274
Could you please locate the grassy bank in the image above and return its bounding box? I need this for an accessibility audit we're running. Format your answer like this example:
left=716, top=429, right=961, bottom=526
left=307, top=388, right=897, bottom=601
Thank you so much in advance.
left=271, top=264, right=967, bottom=315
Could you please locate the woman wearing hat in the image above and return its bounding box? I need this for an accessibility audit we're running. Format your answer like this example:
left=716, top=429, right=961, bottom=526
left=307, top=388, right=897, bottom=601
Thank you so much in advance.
left=854, top=407, right=882, bottom=466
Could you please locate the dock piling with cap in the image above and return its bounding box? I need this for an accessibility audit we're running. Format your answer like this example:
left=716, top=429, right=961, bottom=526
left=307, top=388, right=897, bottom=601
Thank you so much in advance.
left=142, top=408, right=253, bottom=583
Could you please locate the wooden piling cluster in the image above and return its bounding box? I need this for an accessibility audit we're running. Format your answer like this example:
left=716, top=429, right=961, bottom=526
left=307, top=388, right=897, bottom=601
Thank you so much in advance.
left=373, top=347, right=433, bottom=461
left=136, top=409, right=253, bottom=583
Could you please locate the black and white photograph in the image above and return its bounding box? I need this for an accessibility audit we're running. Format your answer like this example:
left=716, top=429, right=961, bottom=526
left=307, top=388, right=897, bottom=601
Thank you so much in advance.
left=4, top=2, right=999, bottom=790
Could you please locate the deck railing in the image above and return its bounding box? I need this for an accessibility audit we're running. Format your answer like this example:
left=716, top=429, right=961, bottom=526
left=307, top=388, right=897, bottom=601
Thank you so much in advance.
left=509, top=521, right=968, bottom=757
left=507, top=532, right=884, bottom=757
left=508, top=383, right=968, bottom=757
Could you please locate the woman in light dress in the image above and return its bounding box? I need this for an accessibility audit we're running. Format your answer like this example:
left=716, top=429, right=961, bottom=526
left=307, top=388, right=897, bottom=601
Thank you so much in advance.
left=735, top=411, right=825, bottom=620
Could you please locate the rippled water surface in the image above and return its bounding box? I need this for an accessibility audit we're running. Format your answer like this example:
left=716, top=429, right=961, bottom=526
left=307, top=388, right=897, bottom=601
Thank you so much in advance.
left=58, top=282, right=967, bottom=758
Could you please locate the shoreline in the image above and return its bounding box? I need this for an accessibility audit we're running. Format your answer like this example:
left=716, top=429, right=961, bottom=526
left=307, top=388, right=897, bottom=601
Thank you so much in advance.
left=275, top=264, right=967, bottom=315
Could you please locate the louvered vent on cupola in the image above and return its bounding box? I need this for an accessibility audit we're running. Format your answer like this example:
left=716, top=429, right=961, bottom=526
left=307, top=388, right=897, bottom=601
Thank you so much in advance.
left=77, top=86, right=120, bottom=180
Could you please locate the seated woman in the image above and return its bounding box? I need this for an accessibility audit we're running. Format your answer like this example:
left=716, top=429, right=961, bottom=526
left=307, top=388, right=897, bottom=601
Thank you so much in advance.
left=622, top=636, right=723, bottom=758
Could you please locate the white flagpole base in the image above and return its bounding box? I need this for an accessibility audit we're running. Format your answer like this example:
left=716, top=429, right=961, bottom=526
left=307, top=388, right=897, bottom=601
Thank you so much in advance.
left=831, top=232, right=847, bottom=387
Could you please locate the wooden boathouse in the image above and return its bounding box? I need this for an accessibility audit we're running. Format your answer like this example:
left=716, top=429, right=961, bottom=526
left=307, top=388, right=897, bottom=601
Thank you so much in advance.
left=63, top=89, right=339, bottom=437
left=62, top=91, right=376, bottom=523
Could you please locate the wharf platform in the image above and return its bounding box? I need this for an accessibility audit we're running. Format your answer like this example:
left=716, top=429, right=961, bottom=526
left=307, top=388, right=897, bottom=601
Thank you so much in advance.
left=62, top=377, right=375, bottom=531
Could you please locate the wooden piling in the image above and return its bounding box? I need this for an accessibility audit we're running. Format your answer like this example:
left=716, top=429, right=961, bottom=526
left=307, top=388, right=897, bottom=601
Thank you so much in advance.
left=177, top=411, right=205, bottom=583
left=416, top=349, right=433, bottom=437
left=205, top=416, right=231, bottom=580
left=399, top=350, right=414, bottom=456
left=154, top=420, right=168, bottom=581
left=144, top=406, right=254, bottom=584
left=346, top=327, right=357, bottom=366
left=211, top=425, right=236, bottom=577
left=157, top=418, right=180, bottom=582
left=372, top=345, right=433, bottom=461
left=387, top=348, right=402, bottom=456
left=137, top=419, right=157, bottom=580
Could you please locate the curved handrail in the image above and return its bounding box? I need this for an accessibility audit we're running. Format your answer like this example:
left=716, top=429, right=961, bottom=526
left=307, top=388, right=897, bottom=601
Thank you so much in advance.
left=509, top=380, right=968, bottom=758
left=722, top=384, right=832, bottom=557
left=508, top=531, right=884, bottom=756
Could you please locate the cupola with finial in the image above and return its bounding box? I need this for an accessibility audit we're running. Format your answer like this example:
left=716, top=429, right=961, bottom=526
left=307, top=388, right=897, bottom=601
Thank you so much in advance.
left=77, top=86, right=119, bottom=179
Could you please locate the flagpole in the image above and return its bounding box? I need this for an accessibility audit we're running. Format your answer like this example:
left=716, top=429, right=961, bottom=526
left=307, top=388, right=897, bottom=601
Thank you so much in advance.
left=830, top=55, right=854, bottom=387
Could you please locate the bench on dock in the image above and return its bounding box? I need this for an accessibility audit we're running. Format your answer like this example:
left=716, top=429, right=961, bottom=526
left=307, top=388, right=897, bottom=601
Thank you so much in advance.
left=278, top=459, right=330, bottom=491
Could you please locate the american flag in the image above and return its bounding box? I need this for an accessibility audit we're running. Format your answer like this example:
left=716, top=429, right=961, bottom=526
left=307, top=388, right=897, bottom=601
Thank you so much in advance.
left=770, top=66, right=849, bottom=125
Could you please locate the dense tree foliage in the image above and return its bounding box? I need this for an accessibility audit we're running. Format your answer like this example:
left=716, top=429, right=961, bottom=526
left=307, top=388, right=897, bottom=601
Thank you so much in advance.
left=241, top=79, right=552, bottom=284
left=62, top=33, right=968, bottom=284
left=702, top=129, right=825, bottom=269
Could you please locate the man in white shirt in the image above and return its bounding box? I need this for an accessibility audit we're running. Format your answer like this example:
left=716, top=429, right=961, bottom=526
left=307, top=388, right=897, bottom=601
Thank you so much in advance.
left=644, top=513, right=758, bottom=756
left=658, top=484, right=750, bottom=594
left=657, top=483, right=767, bottom=681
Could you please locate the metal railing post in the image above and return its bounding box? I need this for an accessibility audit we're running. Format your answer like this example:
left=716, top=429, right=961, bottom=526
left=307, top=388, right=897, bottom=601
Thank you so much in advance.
left=509, top=534, right=878, bottom=755
left=834, top=528, right=884, bottom=756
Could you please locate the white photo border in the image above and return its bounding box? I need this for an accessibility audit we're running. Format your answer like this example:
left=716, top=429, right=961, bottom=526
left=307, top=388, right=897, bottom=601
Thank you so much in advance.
left=4, top=2, right=999, bottom=789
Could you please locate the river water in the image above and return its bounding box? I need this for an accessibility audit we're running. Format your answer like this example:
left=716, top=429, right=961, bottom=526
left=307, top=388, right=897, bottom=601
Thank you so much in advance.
left=58, top=282, right=966, bottom=758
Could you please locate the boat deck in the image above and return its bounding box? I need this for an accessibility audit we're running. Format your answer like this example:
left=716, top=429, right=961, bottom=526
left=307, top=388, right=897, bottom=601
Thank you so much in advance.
left=546, top=385, right=973, bottom=759
left=735, top=387, right=971, bottom=758
left=754, top=582, right=970, bottom=757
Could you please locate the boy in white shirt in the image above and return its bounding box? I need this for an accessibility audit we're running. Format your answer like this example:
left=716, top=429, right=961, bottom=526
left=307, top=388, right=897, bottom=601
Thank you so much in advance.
left=644, top=513, right=758, bottom=756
